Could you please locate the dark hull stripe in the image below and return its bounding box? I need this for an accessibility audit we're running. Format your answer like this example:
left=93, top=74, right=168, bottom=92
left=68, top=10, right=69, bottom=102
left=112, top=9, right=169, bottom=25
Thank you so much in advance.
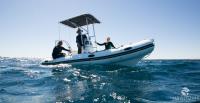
left=42, top=43, right=154, bottom=65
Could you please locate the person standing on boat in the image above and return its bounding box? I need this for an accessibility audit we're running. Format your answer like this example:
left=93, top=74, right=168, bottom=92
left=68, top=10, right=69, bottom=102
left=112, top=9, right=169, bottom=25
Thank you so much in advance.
left=52, top=41, right=71, bottom=59
left=76, top=28, right=87, bottom=54
left=95, top=37, right=116, bottom=50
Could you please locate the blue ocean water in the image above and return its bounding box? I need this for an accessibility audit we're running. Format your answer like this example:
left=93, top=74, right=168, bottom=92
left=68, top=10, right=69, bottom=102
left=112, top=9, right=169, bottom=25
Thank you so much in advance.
left=0, top=57, right=200, bottom=103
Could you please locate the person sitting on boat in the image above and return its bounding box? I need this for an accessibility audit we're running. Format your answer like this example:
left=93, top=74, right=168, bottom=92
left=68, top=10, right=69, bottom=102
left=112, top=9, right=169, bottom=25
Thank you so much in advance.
left=52, top=41, right=71, bottom=59
left=95, top=37, right=116, bottom=50
left=76, top=28, right=87, bottom=54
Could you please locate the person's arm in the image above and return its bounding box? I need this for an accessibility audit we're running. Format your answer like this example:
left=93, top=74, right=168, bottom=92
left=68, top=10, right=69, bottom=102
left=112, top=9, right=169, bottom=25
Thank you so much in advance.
left=96, top=42, right=105, bottom=46
left=61, top=47, right=70, bottom=52
left=110, top=42, right=116, bottom=48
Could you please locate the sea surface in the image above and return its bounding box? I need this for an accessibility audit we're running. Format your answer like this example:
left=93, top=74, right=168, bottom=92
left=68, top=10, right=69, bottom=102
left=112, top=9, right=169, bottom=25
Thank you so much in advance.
left=0, top=57, right=200, bottom=103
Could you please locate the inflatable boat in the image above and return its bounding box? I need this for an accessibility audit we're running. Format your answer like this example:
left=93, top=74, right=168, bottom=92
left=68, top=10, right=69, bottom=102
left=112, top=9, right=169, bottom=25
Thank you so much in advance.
left=42, top=39, right=154, bottom=66
left=41, top=14, right=155, bottom=67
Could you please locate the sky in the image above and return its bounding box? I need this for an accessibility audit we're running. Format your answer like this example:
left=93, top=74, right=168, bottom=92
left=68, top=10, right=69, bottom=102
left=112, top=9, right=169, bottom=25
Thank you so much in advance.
left=0, top=0, right=200, bottom=59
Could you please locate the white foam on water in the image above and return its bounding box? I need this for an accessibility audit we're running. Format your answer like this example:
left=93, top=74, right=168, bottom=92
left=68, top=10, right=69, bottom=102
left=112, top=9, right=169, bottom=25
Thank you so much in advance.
left=63, top=78, right=71, bottom=82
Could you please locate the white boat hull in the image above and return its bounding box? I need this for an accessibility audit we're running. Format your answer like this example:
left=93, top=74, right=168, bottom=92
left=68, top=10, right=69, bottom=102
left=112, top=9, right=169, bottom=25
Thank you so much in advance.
left=42, top=39, right=155, bottom=67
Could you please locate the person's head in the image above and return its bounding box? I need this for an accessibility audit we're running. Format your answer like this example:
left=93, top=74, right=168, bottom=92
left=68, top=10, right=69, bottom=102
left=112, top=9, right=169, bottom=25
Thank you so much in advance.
left=77, top=28, right=82, bottom=34
left=106, top=37, right=111, bottom=42
left=57, top=41, right=63, bottom=46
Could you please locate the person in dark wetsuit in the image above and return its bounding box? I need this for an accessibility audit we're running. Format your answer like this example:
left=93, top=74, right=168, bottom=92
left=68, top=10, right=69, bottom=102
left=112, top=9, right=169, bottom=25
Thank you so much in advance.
left=76, top=28, right=87, bottom=54
left=52, top=41, right=71, bottom=59
left=96, top=37, right=116, bottom=50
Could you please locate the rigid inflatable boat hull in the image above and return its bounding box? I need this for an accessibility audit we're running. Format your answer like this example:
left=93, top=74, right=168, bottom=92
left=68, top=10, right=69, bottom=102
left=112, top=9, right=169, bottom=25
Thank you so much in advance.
left=42, top=39, right=154, bottom=67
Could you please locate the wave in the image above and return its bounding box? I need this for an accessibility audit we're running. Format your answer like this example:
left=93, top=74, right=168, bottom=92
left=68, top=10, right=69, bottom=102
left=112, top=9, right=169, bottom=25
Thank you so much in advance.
left=0, top=57, right=200, bottom=103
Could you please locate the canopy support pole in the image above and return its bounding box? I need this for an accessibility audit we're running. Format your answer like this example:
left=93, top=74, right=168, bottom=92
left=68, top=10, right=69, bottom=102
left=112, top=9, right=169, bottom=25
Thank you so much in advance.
left=86, top=17, right=89, bottom=37
left=92, top=23, right=97, bottom=51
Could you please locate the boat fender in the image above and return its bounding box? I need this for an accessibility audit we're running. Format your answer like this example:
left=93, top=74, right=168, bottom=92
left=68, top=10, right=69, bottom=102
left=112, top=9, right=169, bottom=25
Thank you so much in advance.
left=88, top=54, right=95, bottom=57
left=124, top=47, right=132, bottom=51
